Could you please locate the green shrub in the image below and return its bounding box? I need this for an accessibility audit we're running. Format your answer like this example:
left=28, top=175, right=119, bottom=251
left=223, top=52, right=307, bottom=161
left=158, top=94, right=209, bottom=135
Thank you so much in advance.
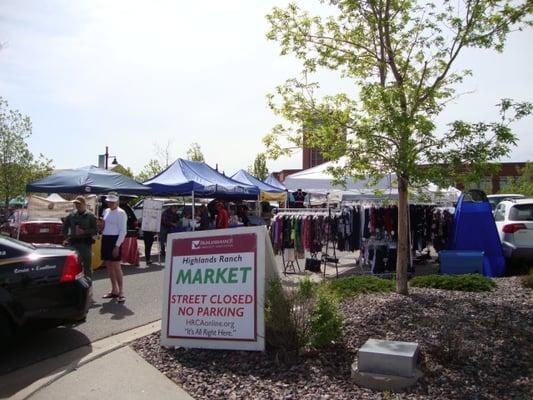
left=297, top=275, right=316, bottom=299
left=308, top=288, right=343, bottom=348
left=264, top=278, right=300, bottom=356
left=326, top=275, right=395, bottom=300
left=521, top=273, right=533, bottom=289
left=265, top=277, right=344, bottom=354
left=409, top=274, right=495, bottom=292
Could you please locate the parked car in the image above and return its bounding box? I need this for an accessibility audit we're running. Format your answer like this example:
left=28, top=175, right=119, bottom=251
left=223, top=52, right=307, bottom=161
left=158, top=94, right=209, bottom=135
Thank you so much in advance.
left=487, top=194, right=525, bottom=210
left=494, top=198, right=533, bottom=262
left=0, top=210, right=63, bottom=245
left=0, top=236, right=91, bottom=341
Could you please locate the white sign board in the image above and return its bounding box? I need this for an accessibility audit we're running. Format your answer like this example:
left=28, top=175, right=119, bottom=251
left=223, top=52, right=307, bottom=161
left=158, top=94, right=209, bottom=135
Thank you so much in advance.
left=161, top=226, right=276, bottom=351
left=27, top=195, right=97, bottom=220
left=141, top=199, right=164, bottom=233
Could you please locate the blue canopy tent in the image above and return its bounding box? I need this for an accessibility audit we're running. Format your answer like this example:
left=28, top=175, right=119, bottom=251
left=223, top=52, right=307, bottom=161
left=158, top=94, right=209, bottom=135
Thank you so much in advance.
left=231, top=170, right=284, bottom=193
left=143, top=159, right=259, bottom=199
left=26, top=166, right=152, bottom=195
left=231, top=170, right=286, bottom=203
left=264, top=173, right=286, bottom=190
left=143, top=159, right=259, bottom=228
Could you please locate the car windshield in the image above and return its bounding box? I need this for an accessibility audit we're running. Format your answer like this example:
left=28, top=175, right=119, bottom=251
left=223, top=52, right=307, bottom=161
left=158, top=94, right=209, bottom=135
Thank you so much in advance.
left=0, top=236, right=36, bottom=250
left=488, top=196, right=523, bottom=210
left=509, top=204, right=533, bottom=221
left=488, top=198, right=504, bottom=210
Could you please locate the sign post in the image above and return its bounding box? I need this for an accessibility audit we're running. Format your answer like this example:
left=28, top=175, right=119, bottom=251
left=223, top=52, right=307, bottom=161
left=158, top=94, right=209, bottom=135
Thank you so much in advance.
left=161, top=226, right=271, bottom=351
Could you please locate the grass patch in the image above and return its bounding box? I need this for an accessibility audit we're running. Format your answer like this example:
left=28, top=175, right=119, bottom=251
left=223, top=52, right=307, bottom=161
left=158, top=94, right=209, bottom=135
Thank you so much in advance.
left=409, top=274, right=495, bottom=292
left=326, top=275, right=394, bottom=300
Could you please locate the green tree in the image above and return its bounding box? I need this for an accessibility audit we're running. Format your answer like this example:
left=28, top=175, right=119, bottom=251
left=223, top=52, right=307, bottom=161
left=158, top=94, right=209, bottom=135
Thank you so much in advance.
left=248, top=153, right=269, bottom=180
left=265, top=1, right=532, bottom=294
left=500, top=162, right=533, bottom=196
left=186, top=142, right=205, bottom=162
left=112, top=164, right=134, bottom=179
left=135, top=159, right=164, bottom=182
left=0, top=97, right=53, bottom=210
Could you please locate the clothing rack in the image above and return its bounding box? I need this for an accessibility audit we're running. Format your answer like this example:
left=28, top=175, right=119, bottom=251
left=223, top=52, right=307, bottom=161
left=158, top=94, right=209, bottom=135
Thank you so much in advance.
left=281, top=248, right=301, bottom=274
left=321, top=209, right=339, bottom=278
left=276, top=207, right=339, bottom=215
left=272, top=207, right=339, bottom=277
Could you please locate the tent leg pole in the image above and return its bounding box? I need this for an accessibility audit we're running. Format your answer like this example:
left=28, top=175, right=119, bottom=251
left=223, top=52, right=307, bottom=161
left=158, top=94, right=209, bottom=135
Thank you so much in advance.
left=192, top=191, right=195, bottom=231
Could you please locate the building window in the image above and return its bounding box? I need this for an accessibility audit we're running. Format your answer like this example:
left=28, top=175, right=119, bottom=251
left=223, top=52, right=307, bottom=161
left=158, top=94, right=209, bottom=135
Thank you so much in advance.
left=310, top=149, right=325, bottom=168
left=499, top=176, right=513, bottom=189
left=467, top=177, right=493, bottom=193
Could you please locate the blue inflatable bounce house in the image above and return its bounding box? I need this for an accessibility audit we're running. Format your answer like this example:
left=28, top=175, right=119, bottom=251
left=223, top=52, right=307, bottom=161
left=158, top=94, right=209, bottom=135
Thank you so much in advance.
left=448, top=190, right=506, bottom=277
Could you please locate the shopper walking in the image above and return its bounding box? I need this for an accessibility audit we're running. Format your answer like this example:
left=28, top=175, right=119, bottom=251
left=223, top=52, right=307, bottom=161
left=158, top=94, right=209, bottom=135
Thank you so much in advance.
left=143, top=230, right=156, bottom=264
left=160, top=205, right=179, bottom=256
left=100, top=192, right=128, bottom=303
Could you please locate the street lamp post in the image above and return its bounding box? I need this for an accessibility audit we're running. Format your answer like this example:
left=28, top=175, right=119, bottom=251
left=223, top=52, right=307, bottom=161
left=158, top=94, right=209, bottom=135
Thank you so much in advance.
left=102, top=146, right=118, bottom=170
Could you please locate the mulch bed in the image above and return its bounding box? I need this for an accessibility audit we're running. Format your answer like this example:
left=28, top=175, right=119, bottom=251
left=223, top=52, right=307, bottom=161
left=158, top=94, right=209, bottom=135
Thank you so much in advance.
left=132, top=277, right=532, bottom=399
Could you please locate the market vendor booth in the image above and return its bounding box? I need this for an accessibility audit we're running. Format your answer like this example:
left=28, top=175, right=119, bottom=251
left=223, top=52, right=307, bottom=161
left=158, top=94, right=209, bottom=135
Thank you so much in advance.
left=143, top=159, right=259, bottom=233
left=26, top=165, right=152, bottom=270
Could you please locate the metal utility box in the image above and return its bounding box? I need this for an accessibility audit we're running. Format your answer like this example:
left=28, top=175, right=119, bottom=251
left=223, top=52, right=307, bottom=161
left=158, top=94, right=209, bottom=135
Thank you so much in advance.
left=439, top=250, right=484, bottom=275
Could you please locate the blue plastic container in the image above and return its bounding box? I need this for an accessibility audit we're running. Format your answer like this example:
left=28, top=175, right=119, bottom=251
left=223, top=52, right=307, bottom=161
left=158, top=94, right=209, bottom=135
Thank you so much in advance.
left=439, top=250, right=484, bottom=275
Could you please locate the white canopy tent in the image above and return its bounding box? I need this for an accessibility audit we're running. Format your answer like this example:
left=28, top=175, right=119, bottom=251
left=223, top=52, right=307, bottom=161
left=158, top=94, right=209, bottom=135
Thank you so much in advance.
left=284, top=159, right=397, bottom=200
left=283, top=160, right=460, bottom=204
left=45, top=193, right=67, bottom=202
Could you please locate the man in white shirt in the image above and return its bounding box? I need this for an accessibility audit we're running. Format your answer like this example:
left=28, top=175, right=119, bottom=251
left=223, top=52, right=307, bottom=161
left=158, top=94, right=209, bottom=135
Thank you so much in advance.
left=100, top=192, right=128, bottom=303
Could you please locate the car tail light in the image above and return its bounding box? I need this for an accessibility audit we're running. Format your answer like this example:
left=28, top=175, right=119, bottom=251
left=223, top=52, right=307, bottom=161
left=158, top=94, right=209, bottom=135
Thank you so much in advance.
left=19, top=224, right=28, bottom=235
left=502, top=223, right=527, bottom=234
left=60, top=254, right=83, bottom=283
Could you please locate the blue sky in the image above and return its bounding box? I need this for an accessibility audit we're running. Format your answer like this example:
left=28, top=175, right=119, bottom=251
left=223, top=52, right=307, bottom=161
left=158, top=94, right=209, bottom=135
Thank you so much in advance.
left=0, top=0, right=531, bottom=177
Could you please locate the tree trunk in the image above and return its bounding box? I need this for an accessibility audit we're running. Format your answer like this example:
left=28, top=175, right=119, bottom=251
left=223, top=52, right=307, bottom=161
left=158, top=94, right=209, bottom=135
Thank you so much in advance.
left=396, top=175, right=409, bottom=295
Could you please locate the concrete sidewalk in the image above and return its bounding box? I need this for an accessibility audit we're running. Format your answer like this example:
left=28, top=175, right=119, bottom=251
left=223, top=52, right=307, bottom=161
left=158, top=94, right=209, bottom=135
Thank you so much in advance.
left=29, top=346, right=193, bottom=400
left=2, top=321, right=193, bottom=400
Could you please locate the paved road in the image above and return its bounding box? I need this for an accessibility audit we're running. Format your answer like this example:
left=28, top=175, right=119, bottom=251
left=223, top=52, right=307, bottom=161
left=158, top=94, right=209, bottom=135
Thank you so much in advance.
left=0, top=254, right=165, bottom=376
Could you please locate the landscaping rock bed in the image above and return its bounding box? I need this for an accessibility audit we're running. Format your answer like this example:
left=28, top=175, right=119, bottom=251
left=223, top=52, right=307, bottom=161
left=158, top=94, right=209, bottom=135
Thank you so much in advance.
left=132, top=277, right=532, bottom=399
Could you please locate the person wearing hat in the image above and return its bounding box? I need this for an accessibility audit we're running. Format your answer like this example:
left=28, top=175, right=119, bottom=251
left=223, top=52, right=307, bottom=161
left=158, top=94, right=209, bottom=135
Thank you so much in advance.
left=101, top=191, right=128, bottom=303
left=62, top=196, right=98, bottom=280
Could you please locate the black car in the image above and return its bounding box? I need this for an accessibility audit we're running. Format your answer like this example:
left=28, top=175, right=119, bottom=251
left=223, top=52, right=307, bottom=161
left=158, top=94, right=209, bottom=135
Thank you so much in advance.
left=0, top=237, right=91, bottom=341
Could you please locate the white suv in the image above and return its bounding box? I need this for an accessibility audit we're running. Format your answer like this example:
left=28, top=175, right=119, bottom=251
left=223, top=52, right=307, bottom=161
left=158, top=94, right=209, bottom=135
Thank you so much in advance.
left=487, top=193, right=525, bottom=210
left=494, top=199, right=533, bottom=262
